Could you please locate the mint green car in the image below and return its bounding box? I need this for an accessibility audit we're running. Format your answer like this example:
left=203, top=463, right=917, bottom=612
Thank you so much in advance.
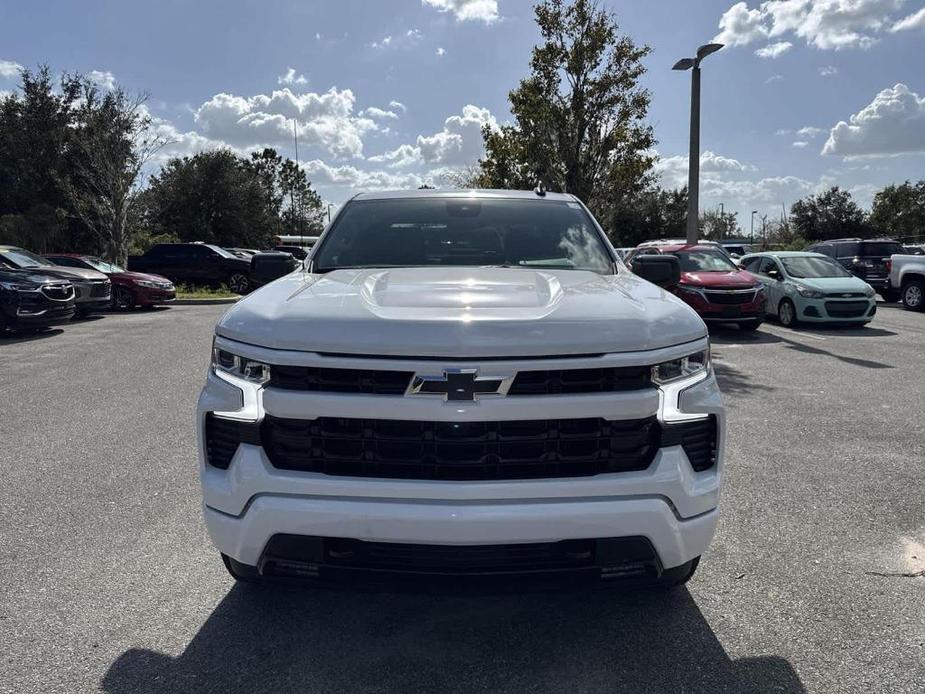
left=739, top=252, right=877, bottom=327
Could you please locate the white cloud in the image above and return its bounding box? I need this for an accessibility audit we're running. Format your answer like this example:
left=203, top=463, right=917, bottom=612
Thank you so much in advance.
left=819, top=65, right=839, bottom=76
left=714, top=0, right=906, bottom=51
left=765, top=74, right=784, bottom=83
left=278, top=68, right=308, bottom=86
left=361, top=106, right=400, bottom=120
left=755, top=40, right=793, bottom=57
left=797, top=126, right=825, bottom=137
left=369, top=104, right=496, bottom=168
left=656, top=150, right=753, bottom=186
left=776, top=128, right=793, bottom=135
left=423, top=0, right=499, bottom=23
left=0, top=59, right=23, bottom=79
left=389, top=100, right=407, bottom=113
left=891, top=6, right=925, bottom=30
left=88, top=70, right=116, bottom=90
left=370, top=28, right=423, bottom=49
left=194, top=87, right=380, bottom=159
left=303, top=159, right=427, bottom=190
left=436, top=47, right=446, bottom=56
left=792, top=140, right=810, bottom=147
left=823, top=83, right=925, bottom=157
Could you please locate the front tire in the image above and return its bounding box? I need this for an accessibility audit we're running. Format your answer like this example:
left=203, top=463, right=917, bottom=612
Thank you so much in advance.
left=112, top=286, right=136, bottom=311
left=777, top=299, right=798, bottom=327
left=901, top=279, right=924, bottom=311
left=228, top=273, right=250, bottom=295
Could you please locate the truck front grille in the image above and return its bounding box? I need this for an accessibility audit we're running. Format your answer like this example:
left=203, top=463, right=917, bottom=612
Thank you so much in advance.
left=268, top=365, right=652, bottom=395
left=261, top=415, right=660, bottom=480
left=204, top=414, right=718, bottom=478
left=703, top=289, right=756, bottom=305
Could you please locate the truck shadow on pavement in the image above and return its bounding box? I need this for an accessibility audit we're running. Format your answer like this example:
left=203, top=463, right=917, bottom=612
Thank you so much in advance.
left=100, top=583, right=805, bottom=694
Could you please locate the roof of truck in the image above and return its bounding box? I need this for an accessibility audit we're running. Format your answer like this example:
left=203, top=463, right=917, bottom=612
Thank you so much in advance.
left=351, top=189, right=578, bottom=202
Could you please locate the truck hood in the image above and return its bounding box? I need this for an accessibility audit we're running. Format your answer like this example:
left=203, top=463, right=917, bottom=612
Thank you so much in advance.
left=217, top=267, right=706, bottom=357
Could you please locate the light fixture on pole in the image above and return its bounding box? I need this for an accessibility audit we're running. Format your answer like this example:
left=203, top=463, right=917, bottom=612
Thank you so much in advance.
left=674, top=42, right=724, bottom=245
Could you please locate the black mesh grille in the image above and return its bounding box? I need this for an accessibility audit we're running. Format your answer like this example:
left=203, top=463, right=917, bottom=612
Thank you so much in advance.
left=824, top=301, right=869, bottom=318
left=662, top=416, right=718, bottom=472
left=90, top=281, right=110, bottom=297
left=261, top=416, right=660, bottom=480
left=205, top=415, right=260, bottom=469
left=268, top=365, right=652, bottom=395
left=270, top=366, right=413, bottom=394
left=704, top=291, right=756, bottom=305
left=508, top=366, right=652, bottom=394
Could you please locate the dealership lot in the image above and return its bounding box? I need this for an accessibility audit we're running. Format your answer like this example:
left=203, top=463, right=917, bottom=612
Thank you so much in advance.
left=1, top=305, right=923, bottom=694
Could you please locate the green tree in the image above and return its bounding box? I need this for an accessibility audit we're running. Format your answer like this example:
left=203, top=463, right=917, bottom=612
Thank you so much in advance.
left=610, top=186, right=687, bottom=247
left=140, top=150, right=274, bottom=249
left=789, top=186, right=868, bottom=242
left=244, top=148, right=325, bottom=236
left=699, top=208, right=740, bottom=240
left=475, top=0, right=655, bottom=225
left=0, top=66, right=83, bottom=252
left=869, top=180, right=925, bottom=242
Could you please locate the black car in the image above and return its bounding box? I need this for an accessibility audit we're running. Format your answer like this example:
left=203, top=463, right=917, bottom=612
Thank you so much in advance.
left=0, top=267, right=76, bottom=332
left=128, top=243, right=254, bottom=294
left=805, top=238, right=905, bottom=299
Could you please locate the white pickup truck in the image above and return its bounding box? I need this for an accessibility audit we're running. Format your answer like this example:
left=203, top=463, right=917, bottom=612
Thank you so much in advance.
left=197, top=189, right=725, bottom=590
left=889, top=255, right=925, bottom=311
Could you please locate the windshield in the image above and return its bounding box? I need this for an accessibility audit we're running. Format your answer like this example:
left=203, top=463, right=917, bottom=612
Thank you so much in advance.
left=206, top=245, right=239, bottom=259
left=0, top=249, right=49, bottom=268
left=782, top=256, right=852, bottom=278
left=83, top=257, right=125, bottom=273
left=312, top=198, right=614, bottom=273
left=671, top=249, right=738, bottom=273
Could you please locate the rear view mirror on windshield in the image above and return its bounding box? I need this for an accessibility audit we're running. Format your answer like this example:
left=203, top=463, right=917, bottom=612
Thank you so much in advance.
left=631, top=254, right=681, bottom=289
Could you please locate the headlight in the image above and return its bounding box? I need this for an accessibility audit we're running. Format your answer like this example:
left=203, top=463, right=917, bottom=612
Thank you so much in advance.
left=795, top=284, right=825, bottom=299
left=136, top=280, right=163, bottom=288
left=676, top=284, right=702, bottom=295
left=0, top=281, right=39, bottom=291
left=212, top=347, right=271, bottom=385
left=652, top=348, right=710, bottom=385
left=863, top=285, right=876, bottom=297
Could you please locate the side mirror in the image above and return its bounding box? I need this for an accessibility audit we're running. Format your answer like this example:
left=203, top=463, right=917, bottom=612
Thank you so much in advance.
left=631, top=254, right=681, bottom=289
left=250, top=252, right=299, bottom=287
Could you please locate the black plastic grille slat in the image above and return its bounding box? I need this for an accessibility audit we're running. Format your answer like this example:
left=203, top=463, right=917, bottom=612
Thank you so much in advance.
left=89, top=282, right=110, bottom=297
left=824, top=301, right=869, bottom=317
left=704, top=291, right=755, bottom=305
left=269, top=365, right=652, bottom=395
left=661, top=416, right=718, bottom=472
left=261, top=416, right=660, bottom=480
left=205, top=415, right=261, bottom=469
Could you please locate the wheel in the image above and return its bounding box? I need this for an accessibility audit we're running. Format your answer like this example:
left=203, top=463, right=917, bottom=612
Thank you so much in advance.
left=112, top=285, right=136, bottom=310
left=777, top=299, right=797, bottom=327
left=228, top=273, right=250, bottom=295
left=654, top=556, right=700, bottom=590
left=901, top=279, right=924, bottom=312
left=221, top=553, right=263, bottom=584
left=737, top=319, right=762, bottom=332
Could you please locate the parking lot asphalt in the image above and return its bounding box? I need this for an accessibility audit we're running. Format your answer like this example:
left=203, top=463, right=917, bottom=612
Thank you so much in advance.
left=1, top=304, right=923, bottom=694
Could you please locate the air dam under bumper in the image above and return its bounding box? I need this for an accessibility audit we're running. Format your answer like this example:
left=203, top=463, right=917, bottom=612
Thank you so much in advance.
left=205, top=492, right=717, bottom=573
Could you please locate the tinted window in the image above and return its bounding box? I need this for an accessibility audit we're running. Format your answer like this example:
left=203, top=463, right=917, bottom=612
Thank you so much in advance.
left=740, top=257, right=761, bottom=271
left=313, top=198, right=614, bottom=273
left=146, top=245, right=171, bottom=259
left=861, top=242, right=903, bottom=257
left=835, top=242, right=860, bottom=257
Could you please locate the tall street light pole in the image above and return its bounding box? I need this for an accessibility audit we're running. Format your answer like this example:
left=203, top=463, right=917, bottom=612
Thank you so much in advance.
left=674, top=43, right=723, bottom=245
left=750, top=210, right=758, bottom=242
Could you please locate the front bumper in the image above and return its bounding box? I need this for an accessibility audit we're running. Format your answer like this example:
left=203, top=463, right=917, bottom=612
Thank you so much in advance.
left=197, top=338, right=725, bottom=575
left=676, top=292, right=766, bottom=323
left=797, top=296, right=877, bottom=322
left=135, top=286, right=176, bottom=305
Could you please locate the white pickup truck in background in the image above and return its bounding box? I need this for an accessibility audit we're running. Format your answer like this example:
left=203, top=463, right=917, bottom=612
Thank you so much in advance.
left=889, top=255, right=925, bottom=311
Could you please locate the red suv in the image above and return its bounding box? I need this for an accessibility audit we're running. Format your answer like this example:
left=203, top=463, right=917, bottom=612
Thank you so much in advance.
left=628, top=243, right=766, bottom=330
left=45, top=254, right=176, bottom=310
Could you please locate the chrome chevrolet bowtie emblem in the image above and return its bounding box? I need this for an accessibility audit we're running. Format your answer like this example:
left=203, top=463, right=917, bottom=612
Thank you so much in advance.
left=408, top=368, right=513, bottom=402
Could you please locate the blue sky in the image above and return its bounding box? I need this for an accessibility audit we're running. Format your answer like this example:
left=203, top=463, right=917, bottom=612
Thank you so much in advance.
left=2, top=0, right=925, bottom=228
